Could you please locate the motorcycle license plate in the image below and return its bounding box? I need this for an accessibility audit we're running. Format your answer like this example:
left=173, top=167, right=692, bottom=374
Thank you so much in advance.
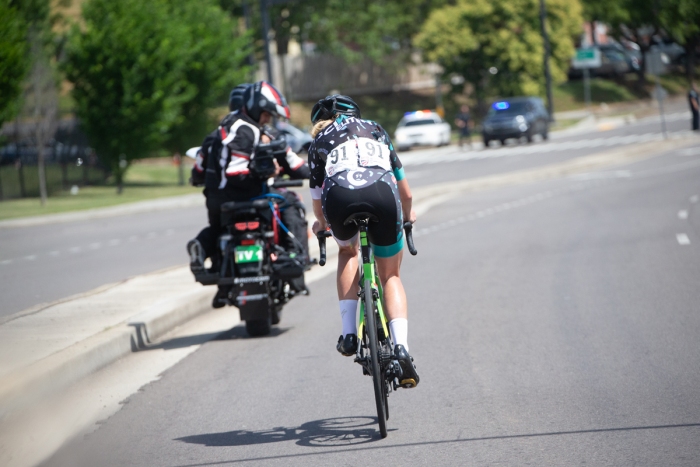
left=234, top=245, right=263, bottom=263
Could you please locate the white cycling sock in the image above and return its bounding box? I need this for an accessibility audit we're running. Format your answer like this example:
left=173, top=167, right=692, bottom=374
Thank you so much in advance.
left=389, top=318, right=408, bottom=352
left=339, top=299, right=358, bottom=337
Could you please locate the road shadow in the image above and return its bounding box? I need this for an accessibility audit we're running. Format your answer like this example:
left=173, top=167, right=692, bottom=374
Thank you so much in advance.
left=172, top=422, right=700, bottom=466
left=176, top=416, right=383, bottom=449
left=129, top=323, right=290, bottom=351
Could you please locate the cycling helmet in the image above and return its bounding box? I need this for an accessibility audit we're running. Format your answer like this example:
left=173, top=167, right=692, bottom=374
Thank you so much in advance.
left=243, top=81, right=290, bottom=122
left=228, top=83, right=251, bottom=112
left=310, top=94, right=361, bottom=124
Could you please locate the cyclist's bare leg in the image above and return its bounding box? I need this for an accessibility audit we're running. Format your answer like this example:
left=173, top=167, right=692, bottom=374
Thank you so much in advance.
left=337, top=242, right=360, bottom=300
left=375, top=251, right=407, bottom=320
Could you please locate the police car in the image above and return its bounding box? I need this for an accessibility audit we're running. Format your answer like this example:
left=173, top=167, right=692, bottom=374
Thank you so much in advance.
left=481, top=97, right=549, bottom=147
left=394, top=110, right=451, bottom=151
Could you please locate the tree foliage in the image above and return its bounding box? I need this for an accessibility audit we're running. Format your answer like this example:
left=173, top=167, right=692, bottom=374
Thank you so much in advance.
left=415, top=0, right=582, bottom=109
left=62, top=0, right=249, bottom=191
left=163, top=0, right=251, bottom=157
left=220, top=0, right=447, bottom=66
left=581, top=0, right=700, bottom=81
left=0, top=0, right=28, bottom=127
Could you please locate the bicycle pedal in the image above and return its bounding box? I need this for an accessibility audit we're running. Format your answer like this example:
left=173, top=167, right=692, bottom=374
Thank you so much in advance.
left=399, top=378, right=417, bottom=389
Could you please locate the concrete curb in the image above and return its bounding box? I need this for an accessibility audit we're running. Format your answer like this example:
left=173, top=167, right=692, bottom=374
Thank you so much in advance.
left=0, top=286, right=212, bottom=420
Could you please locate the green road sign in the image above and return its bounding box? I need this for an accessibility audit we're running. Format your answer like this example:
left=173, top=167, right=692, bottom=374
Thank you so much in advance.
left=572, top=48, right=601, bottom=69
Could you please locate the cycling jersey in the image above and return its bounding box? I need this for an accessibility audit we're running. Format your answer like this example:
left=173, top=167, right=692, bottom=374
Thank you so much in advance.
left=308, top=116, right=406, bottom=256
left=308, top=116, right=404, bottom=200
left=204, top=112, right=308, bottom=201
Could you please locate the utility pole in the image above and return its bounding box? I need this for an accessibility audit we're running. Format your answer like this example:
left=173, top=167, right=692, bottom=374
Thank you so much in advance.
left=539, top=0, right=554, bottom=121
left=260, top=0, right=274, bottom=84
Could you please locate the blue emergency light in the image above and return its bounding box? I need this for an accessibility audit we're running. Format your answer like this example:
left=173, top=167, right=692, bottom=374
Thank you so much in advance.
left=493, top=101, right=510, bottom=110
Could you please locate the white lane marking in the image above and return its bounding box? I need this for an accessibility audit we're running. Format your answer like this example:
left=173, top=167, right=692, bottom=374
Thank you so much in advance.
left=24, top=255, right=37, bottom=261
left=678, top=210, right=689, bottom=220
left=1, top=259, right=12, bottom=265
left=89, top=242, right=102, bottom=250
left=108, top=239, right=121, bottom=246
left=679, top=147, right=700, bottom=157
left=677, top=234, right=691, bottom=245
left=49, top=251, right=60, bottom=256
left=69, top=247, right=82, bottom=253
left=691, top=195, right=699, bottom=204
left=574, top=170, right=634, bottom=180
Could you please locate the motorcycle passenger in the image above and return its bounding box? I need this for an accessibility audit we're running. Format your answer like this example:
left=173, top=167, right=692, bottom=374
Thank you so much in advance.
left=187, top=81, right=310, bottom=308
left=188, top=84, right=251, bottom=265
left=307, top=94, right=420, bottom=388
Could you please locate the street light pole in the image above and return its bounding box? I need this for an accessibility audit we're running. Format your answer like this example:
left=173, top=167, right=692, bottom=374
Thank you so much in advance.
left=260, top=0, right=274, bottom=84
left=539, top=0, right=554, bottom=121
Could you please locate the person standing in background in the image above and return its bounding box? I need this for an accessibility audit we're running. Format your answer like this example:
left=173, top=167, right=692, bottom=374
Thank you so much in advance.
left=689, top=82, right=699, bottom=131
left=455, top=104, right=473, bottom=149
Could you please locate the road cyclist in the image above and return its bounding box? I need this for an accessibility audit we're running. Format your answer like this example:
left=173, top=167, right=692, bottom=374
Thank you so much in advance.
left=307, top=94, right=420, bottom=390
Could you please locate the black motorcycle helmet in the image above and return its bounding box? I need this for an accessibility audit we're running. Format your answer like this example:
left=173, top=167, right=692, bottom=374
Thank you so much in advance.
left=310, top=94, right=361, bottom=124
left=228, top=83, right=251, bottom=112
left=243, top=81, right=290, bottom=122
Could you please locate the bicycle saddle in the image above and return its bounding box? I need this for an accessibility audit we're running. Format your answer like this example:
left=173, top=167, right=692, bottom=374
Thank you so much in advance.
left=343, top=211, right=379, bottom=226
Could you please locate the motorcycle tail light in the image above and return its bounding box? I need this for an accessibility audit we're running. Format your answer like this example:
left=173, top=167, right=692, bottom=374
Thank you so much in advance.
left=235, top=221, right=260, bottom=231
left=240, top=239, right=256, bottom=246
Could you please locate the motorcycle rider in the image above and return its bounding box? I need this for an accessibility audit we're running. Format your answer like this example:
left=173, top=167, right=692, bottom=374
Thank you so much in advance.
left=187, top=81, right=310, bottom=308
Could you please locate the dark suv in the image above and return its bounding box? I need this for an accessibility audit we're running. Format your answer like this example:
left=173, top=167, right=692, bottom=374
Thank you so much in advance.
left=482, top=97, right=550, bottom=147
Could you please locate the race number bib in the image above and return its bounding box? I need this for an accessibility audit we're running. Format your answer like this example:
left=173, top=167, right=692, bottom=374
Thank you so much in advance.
left=325, top=137, right=391, bottom=177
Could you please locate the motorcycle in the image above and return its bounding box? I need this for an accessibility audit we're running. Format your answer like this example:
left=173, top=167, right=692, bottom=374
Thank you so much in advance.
left=189, top=141, right=309, bottom=337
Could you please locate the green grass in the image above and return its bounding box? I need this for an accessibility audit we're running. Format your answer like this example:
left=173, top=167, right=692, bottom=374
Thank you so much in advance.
left=0, top=159, right=200, bottom=221
left=552, top=77, right=642, bottom=112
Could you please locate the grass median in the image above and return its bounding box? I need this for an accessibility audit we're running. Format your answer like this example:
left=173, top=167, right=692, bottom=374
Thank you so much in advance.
left=0, top=159, right=201, bottom=221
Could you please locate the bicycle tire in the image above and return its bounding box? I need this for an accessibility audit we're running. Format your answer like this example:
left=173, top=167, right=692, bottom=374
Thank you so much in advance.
left=364, top=279, right=387, bottom=438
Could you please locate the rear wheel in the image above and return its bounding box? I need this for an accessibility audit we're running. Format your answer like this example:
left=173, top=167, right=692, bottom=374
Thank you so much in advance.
left=245, top=318, right=271, bottom=337
left=364, top=279, right=387, bottom=438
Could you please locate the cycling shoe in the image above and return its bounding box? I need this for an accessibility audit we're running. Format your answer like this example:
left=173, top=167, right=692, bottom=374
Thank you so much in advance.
left=336, top=334, right=358, bottom=356
left=394, top=344, right=420, bottom=388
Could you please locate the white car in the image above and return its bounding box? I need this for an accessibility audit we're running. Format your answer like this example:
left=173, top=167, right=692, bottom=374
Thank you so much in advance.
left=394, top=110, right=451, bottom=151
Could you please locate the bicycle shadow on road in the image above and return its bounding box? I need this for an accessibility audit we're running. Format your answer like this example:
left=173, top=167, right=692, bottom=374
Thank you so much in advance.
left=175, top=416, right=385, bottom=448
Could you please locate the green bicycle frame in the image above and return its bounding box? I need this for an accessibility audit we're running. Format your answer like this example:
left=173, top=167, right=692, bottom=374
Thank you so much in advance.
left=357, top=229, right=390, bottom=341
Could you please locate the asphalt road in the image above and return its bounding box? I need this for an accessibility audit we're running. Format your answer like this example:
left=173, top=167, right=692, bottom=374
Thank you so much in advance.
left=42, top=141, right=700, bottom=466
left=0, top=105, right=694, bottom=317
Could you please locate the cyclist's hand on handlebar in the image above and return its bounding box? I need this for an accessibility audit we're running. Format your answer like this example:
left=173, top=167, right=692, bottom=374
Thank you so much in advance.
left=405, top=209, right=417, bottom=224
left=312, top=219, right=329, bottom=235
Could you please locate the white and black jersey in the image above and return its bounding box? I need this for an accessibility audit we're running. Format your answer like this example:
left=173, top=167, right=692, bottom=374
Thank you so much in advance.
left=203, top=112, right=308, bottom=201
left=307, top=116, right=404, bottom=200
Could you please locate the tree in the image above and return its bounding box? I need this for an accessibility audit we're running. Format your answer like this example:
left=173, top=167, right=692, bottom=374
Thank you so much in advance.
left=659, top=0, right=700, bottom=82
left=415, top=0, right=582, bottom=115
left=162, top=0, right=251, bottom=184
left=24, top=32, right=58, bottom=206
left=0, top=1, right=29, bottom=128
left=63, top=0, right=201, bottom=193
